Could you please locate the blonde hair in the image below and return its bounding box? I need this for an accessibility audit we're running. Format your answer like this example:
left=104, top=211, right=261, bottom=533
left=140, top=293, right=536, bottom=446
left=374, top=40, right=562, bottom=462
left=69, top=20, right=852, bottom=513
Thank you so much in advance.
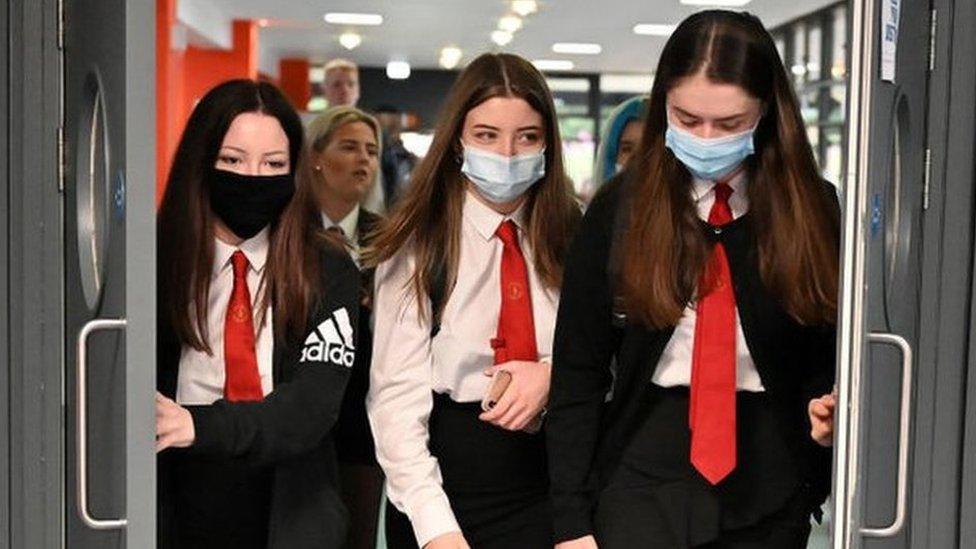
left=324, top=58, right=359, bottom=77
left=306, top=105, right=380, bottom=154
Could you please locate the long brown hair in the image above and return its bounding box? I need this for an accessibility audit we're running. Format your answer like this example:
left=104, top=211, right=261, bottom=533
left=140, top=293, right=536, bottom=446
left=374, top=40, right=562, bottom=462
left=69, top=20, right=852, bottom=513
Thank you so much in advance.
left=157, top=79, right=322, bottom=352
left=362, top=53, right=580, bottom=318
left=620, top=10, right=839, bottom=329
left=266, top=147, right=346, bottom=344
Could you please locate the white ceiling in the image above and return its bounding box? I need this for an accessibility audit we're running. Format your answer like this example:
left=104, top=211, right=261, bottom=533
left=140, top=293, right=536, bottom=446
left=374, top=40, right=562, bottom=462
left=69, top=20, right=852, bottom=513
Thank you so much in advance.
left=199, top=0, right=842, bottom=75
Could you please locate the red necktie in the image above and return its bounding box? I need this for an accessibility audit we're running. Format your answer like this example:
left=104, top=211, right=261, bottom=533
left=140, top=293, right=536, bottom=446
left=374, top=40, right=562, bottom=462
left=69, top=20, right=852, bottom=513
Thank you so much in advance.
left=689, top=182, right=737, bottom=485
left=492, top=220, right=538, bottom=364
left=224, top=251, right=264, bottom=401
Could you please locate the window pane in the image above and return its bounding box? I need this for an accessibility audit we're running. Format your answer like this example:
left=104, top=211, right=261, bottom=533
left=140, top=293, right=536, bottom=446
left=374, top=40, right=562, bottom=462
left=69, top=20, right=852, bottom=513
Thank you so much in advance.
left=828, top=84, right=847, bottom=124
left=791, top=23, right=807, bottom=86
left=558, top=117, right=596, bottom=196
left=807, top=20, right=823, bottom=82
left=831, top=5, right=848, bottom=80
left=822, top=126, right=845, bottom=185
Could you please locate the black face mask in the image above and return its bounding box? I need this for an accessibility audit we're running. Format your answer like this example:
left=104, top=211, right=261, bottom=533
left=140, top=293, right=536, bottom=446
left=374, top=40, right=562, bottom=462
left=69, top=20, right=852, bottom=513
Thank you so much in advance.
left=208, top=168, right=295, bottom=240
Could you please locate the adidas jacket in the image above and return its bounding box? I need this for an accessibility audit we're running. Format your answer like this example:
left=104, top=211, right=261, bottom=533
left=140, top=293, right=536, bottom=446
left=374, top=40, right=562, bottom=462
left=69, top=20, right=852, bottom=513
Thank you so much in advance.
left=157, top=243, right=361, bottom=548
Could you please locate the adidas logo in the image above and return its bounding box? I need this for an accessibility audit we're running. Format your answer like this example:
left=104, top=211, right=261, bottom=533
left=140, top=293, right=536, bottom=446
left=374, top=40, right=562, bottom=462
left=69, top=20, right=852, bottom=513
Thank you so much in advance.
left=299, top=307, right=356, bottom=367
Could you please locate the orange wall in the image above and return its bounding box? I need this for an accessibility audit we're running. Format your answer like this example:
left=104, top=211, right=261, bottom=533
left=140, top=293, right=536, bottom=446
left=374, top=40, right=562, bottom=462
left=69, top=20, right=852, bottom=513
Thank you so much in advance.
left=156, top=3, right=261, bottom=201
left=156, top=0, right=185, bottom=202
left=183, top=20, right=259, bottom=110
left=278, top=58, right=310, bottom=111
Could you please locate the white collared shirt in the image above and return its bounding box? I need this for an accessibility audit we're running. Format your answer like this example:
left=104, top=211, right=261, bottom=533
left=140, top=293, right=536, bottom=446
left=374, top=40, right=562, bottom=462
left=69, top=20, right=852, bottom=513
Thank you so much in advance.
left=367, top=191, right=559, bottom=547
left=176, top=227, right=275, bottom=404
left=653, top=171, right=765, bottom=392
left=322, top=205, right=361, bottom=264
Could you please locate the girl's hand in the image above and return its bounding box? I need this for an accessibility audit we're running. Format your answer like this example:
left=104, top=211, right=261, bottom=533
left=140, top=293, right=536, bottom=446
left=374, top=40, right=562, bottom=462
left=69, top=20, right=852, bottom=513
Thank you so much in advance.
left=156, top=392, right=195, bottom=452
left=555, top=535, right=599, bottom=549
left=809, top=393, right=837, bottom=447
left=479, top=360, right=550, bottom=431
left=423, top=531, right=470, bottom=549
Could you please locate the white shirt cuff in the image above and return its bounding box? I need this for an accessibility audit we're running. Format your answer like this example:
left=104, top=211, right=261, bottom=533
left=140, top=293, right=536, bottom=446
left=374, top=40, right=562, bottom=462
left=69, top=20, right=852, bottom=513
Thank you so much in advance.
left=409, top=493, right=462, bottom=548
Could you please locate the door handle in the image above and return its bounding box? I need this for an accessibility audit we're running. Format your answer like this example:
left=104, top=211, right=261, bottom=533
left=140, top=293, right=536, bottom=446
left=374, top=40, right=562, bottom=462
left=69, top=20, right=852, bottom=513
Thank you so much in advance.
left=859, top=332, right=912, bottom=538
left=76, top=318, right=128, bottom=530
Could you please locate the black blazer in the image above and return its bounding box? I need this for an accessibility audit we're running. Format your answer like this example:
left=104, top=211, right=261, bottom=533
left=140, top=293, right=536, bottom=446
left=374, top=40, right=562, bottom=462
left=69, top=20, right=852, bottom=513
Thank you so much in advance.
left=546, top=175, right=838, bottom=542
left=334, top=207, right=382, bottom=465
left=157, top=242, right=361, bottom=548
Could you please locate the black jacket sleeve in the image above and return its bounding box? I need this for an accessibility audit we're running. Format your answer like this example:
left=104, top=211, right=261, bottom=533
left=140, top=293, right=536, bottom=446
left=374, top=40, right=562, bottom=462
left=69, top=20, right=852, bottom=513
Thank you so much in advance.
left=184, top=245, right=360, bottom=467
left=547, top=185, right=619, bottom=542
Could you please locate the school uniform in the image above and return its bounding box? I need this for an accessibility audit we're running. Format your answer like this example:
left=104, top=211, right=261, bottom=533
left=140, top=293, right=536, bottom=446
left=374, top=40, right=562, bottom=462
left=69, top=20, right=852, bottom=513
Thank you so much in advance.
left=326, top=205, right=383, bottom=467
left=325, top=205, right=387, bottom=549
left=156, top=228, right=361, bottom=549
left=546, top=172, right=838, bottom=548
left=368, top=192, right=558, bottom=549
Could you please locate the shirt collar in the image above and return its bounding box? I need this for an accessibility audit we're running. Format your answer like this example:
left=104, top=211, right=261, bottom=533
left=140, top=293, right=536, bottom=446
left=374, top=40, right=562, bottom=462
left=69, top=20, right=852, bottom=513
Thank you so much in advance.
left=322, top=204, right=360, bottom=240
left=463, top=189, right=529, bottom=241
left=691, top=169, right=748, bottom=203
left=213, top=226, right=270, bottom=276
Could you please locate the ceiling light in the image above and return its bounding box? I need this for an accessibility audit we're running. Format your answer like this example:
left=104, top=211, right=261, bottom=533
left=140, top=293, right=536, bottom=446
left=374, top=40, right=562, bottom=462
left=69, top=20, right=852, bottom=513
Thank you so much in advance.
left=680, top=0, right=751, bottom=6
left=339, top=32, right=362, bottom=50
left=532, top=59, right=574, bottom=72
left=511, top=0, right=538, bottom=16
left=323, top=12, right=383, bottom=26
left=386, top=61, right=411, bottom=80
left=633, top=24, right=677, bottom=36
left=552, top=42, right=602, bottom=55
left=498, top=15, right=523, bottom=33
left=491, top=30, right=514, bottom=46
left=439, top=46, right=463, bottom=69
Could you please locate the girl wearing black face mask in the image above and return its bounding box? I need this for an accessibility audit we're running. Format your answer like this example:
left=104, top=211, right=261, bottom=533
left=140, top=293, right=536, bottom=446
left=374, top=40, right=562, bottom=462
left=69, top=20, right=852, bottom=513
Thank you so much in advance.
left=155, top=79, right=361, bottom=548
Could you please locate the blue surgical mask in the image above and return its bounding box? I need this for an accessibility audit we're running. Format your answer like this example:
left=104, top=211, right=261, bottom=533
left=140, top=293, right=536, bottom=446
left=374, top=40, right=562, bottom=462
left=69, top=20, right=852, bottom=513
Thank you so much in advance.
left=461, top=145, right=546, bottom=204
left=664, top=119, right=757, bottom=181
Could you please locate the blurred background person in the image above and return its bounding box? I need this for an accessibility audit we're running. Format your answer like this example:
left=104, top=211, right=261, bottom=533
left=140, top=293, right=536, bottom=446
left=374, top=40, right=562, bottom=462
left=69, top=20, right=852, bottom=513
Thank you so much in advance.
left=375, top=104, right=419, bottom=209
left=307, top=105, right=386, bottom=549
left=323, top=58, right=361, bottom=108
left=586, top=95, right=647, bottom=202
left=319, top=58, right=385, bottom=213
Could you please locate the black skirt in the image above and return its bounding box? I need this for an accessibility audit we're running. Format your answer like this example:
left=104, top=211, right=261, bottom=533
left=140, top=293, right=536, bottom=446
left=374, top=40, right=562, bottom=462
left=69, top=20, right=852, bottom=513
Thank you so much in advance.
left=593, top=385, right=812, bottom=549
left=386, top=392, right=552, bottom=549
left=161, top=454, right=273, bottom=549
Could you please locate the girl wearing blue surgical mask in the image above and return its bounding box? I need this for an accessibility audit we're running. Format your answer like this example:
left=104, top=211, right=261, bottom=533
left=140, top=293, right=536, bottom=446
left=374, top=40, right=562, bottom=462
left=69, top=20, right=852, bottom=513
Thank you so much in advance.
left=363, top=53, right=580, bottom=549
left=548, top=11, right=839, bottom=549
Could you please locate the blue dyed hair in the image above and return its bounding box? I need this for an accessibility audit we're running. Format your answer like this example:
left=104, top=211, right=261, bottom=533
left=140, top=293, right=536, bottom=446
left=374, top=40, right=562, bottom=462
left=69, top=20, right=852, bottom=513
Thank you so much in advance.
left=594, top=96, right=647, bottom=187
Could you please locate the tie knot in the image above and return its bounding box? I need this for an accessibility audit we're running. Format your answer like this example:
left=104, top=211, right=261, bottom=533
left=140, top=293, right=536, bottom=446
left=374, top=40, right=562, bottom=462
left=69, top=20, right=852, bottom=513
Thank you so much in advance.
left=495, top=220, right=519, bottom=246
left=326, top=225, right=346, bottom=238
left=231, top=250, right=250, bottom=278
left=713, top=182, right=733, bottom=205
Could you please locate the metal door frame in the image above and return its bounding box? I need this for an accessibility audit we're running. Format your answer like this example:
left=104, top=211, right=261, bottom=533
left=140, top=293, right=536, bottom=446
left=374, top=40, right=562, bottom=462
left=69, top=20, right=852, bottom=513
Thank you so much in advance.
left=947, top=0, right=976, bottom=546
left=4, top=0, right=156, bottom=546
left=122, top=0, right=156, bottom=545
left=835, top=0, right=976, bottom=547
left=1, top=0, right=11, bottom=545
left=6, top=0, right=66, bottom=546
